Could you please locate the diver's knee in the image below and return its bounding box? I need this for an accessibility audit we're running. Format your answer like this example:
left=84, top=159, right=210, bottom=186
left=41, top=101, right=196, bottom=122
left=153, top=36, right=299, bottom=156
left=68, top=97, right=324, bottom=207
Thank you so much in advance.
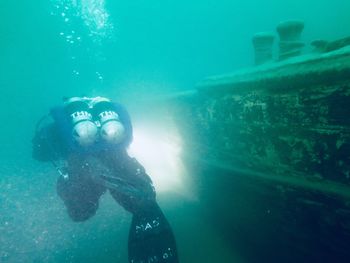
left=68, top=209, right=96, bottom=222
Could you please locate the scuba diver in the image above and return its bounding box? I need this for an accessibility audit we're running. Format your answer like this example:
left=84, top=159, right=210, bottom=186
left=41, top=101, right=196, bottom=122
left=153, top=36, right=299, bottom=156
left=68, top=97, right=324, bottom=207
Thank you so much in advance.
left=32, top=96, right=179, bottom=263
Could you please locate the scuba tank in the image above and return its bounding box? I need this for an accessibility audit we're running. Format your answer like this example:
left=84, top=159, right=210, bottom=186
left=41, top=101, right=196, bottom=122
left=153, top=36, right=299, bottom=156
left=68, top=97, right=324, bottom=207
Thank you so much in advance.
left=64, top=97, right=98, bottom=147
left=91, top=97, right=126, bottom=144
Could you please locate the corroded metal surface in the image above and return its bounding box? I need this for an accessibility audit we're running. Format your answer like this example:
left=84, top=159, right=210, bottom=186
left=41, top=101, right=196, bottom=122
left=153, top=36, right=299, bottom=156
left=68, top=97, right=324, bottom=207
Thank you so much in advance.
left=170, top=45, right=350, bottom=262
left=171, top=43, right=350, bottom=263
left=174, top=46, right=350, bottom=196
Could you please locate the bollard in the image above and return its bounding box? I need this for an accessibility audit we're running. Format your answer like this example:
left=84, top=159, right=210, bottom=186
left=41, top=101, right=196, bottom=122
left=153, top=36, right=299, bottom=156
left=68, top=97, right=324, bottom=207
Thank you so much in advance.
left=277, top=20, right=305, bottom=60
left=252, top=32, right=275, bottom=65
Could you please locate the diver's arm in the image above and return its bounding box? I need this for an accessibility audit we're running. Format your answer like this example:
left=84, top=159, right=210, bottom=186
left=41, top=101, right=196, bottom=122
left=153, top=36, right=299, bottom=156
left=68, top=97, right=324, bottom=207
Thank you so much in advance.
left=32, top=122, right=67, bottom=162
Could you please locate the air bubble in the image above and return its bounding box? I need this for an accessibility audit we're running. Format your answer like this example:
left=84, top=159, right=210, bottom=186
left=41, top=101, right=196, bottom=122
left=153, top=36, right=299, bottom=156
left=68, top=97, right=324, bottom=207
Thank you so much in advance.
left=96, top=72, right=103, bottom=80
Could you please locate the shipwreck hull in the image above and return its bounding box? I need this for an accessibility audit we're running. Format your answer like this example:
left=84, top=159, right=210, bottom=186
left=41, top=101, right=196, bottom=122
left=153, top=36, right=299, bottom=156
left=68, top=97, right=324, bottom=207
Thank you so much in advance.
left=171, top=46, right=350, bottom=262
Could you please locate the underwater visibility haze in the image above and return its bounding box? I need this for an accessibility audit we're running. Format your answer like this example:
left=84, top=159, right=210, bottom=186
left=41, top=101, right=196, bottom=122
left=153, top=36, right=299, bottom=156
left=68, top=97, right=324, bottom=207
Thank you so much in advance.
left=1, top=0, right=350, bottom=262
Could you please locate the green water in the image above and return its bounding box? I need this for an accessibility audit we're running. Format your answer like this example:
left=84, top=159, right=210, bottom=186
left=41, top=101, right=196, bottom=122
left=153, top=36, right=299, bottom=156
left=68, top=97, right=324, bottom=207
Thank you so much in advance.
left=1, top=0, right=350, bottom=262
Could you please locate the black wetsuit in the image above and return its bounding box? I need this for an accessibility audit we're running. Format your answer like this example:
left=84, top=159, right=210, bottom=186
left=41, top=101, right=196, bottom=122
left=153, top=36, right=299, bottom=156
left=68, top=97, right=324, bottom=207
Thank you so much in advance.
left=32, top=103, right=179, bottom=263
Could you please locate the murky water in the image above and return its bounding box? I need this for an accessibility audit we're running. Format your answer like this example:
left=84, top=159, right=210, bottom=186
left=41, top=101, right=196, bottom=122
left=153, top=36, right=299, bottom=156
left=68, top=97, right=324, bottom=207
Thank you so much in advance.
left=1, top=0, right=350, bottom=262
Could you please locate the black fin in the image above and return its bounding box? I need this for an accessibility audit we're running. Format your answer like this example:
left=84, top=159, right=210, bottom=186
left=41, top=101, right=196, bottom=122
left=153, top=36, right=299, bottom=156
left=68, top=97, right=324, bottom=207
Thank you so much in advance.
left=128, top=204, right=179, bottom=263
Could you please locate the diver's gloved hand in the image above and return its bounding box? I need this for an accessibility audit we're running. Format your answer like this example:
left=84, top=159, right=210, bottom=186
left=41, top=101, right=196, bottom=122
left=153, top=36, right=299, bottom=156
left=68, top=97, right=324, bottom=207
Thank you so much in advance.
left=81, top=155, right=150, bottom=201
